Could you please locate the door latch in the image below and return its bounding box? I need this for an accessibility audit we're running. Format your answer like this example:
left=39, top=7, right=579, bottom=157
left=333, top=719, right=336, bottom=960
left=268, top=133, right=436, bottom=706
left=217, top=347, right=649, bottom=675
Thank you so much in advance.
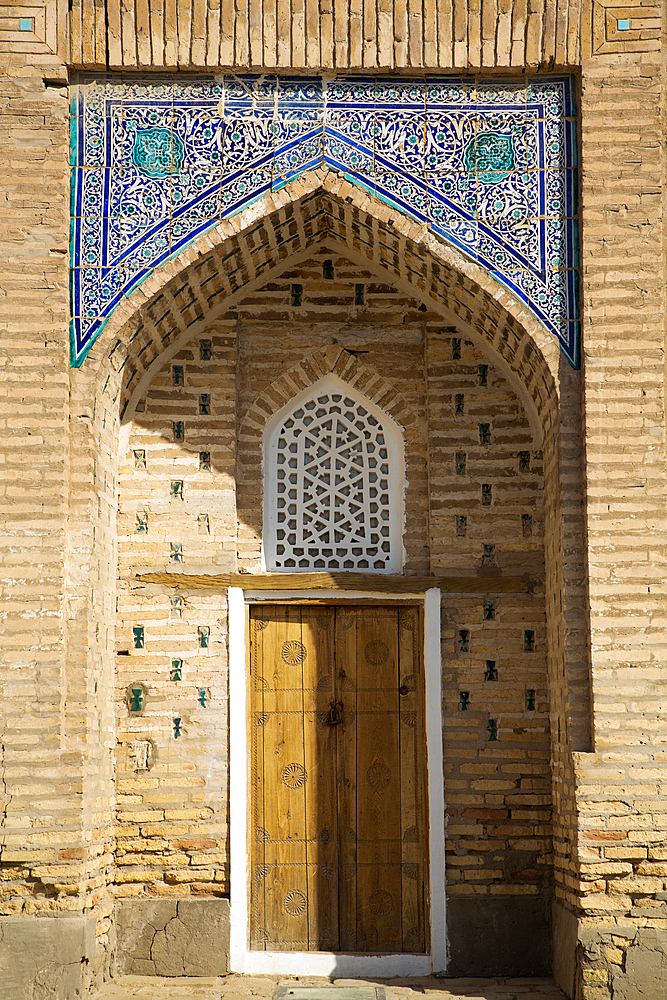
left=324, top=700, right=344, bottom=725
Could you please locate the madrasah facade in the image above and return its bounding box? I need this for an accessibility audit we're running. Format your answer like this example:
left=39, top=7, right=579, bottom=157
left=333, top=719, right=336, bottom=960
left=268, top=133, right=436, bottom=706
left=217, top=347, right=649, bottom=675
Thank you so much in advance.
left=1, top=2, right=666, bottom=998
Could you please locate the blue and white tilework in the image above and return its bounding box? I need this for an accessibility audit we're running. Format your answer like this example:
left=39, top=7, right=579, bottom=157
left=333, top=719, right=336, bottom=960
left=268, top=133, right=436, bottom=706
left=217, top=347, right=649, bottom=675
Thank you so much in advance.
left=70, top=75, right=579, bottom=367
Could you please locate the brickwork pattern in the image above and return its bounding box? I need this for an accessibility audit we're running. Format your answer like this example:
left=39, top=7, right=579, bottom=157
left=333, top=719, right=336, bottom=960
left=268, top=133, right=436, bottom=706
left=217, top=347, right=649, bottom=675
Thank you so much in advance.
left=0, top=0, right=67, bottom=59
left=65, top=0, right=660, bottom=71
left=112, top=254, right=552, bottom=909
left=119, top=324, right=237, bottom=573
left=426, top=334, right=551, bottom=904
left=113, top=590, right=230, bottom=899
left=234, top=255, right=429, bottom=574
left=113, top=322, right=238, bottom=896
left=3, top=7, right=666, bottom=996
left=75, top=185, right=580, bottom=977
left=569, top=52, right=667, bottom=995
left=0, top=45, right=118, bottom=978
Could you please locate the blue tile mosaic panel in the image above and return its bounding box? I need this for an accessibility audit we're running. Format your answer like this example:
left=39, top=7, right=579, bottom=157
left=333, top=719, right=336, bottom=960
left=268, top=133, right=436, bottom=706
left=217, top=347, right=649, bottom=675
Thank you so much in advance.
left=70, top=75, right=579, bottom=367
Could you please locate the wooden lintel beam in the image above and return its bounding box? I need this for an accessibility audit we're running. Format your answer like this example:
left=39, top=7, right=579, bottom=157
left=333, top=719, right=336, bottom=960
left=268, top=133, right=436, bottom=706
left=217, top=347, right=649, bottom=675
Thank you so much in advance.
left=134, top=570, right=540, bottom=594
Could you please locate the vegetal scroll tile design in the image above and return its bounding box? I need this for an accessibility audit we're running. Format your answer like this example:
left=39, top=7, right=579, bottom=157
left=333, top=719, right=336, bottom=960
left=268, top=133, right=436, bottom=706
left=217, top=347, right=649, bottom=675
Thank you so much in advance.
left=70, top=74, right=578, bottom=367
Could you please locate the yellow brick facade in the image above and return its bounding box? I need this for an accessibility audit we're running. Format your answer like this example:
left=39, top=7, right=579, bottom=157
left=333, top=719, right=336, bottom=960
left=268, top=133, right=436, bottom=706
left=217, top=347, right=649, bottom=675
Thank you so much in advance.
left=1, top=2, right=666, bottom=998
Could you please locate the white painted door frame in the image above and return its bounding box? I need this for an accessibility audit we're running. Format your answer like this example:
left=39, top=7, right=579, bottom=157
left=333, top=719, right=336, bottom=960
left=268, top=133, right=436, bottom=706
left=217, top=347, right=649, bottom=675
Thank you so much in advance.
left=228, top=586, right=446, bottom=976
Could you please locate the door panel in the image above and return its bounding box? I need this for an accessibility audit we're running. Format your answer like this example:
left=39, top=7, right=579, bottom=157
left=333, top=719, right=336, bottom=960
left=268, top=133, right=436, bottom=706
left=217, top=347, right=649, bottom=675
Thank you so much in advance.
left=336, top=608, right=358, bottom=952
left=341, top=606, right=403, bottom=953
left=250, top=604, right=428, bottom=953
left=397, top=606, right=426, bottom=953
left=250, top=606, right=338, bottom=951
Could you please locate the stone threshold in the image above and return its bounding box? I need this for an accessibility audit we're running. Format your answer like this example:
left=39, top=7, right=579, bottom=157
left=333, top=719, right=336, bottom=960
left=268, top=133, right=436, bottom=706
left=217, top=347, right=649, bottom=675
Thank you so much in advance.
left=92, top=974, right=566, bottom=1000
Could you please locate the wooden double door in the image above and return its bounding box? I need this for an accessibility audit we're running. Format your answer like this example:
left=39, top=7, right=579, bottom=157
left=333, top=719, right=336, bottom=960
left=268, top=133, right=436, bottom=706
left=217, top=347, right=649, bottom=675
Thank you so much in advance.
left=249, top=604, right=428, bottom=954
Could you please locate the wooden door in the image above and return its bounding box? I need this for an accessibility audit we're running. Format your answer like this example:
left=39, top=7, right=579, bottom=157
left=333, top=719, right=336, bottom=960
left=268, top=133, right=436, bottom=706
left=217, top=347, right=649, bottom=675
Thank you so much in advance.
left=250, top=604, right=428, bottom=953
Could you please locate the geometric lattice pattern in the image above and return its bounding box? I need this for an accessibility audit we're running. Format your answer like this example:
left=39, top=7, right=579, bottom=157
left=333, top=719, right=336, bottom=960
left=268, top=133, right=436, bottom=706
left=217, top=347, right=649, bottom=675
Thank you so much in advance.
left=270, top=390, right=394, bottom=572
left=70, top=74, right=579, bottom=368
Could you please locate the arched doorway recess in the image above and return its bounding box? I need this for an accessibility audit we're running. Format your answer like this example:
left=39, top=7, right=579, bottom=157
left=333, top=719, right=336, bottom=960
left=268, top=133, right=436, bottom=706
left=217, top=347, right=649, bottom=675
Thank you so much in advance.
left=68, top=180, right=590, bottom=977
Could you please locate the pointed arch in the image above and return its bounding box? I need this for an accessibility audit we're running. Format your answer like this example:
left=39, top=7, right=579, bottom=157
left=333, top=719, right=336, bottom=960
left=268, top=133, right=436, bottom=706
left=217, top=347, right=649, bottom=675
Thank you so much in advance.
left=240, top=345, right=424, bottom=451
left=76, top=175, right=561, bottom=451
left=67, top=174, right=591, bottom=755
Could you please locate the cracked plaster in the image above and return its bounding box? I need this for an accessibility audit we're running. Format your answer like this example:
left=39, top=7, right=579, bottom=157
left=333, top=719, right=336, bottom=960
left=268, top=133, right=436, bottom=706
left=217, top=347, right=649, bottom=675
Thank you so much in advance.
left=115, top=899, right=229, bottom=978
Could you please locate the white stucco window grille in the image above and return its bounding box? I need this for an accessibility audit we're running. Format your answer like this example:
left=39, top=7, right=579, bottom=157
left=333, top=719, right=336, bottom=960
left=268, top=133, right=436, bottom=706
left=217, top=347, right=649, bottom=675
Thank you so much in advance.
left=263, top=375, right=404, bottom=573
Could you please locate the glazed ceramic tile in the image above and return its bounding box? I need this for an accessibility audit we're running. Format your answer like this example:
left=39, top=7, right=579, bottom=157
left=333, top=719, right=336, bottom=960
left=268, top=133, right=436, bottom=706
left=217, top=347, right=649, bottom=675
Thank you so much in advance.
left=70, top=74, right=579, bottom=367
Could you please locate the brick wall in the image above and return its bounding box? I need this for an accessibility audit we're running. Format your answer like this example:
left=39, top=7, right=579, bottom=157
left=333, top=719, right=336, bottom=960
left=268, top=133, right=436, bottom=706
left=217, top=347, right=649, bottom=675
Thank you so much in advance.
left=113, top=319, right=237, bottom=896
left=65, top=0, right=661, bottom=71
left=426, top=332, right=551, bottom=918
left=0, top=42, right=116, bottom=991
left=111, top=253, right=552, bottom=935
left=235, top=253, right=430, bottom=573
left=2, top=5, right=666, bottom=993
left=0, top=53, right=72, bottom=907
left=553, top=45, right=667, bottom=1000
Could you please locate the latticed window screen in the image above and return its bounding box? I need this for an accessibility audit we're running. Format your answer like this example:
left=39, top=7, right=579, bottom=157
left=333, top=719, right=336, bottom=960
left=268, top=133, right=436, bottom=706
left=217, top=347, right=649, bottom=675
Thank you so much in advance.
left=265, top=384, right=402, bottom=572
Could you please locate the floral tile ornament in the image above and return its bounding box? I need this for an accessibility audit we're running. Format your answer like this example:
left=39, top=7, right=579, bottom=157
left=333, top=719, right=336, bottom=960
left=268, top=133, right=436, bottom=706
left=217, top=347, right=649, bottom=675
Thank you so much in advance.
left=129, top=124, right=185, bottom=177
left=70, top=74, right=579, bottom=367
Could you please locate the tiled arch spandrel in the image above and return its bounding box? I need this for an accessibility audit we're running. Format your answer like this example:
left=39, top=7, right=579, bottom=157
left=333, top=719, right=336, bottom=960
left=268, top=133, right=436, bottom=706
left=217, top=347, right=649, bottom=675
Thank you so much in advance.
left=70, top=73, right=579, bottom=368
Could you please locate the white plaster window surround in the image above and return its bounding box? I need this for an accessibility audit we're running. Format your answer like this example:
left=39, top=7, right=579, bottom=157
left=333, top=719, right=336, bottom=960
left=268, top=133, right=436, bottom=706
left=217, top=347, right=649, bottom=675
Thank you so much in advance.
left=263, top=375, right=405, bottom=573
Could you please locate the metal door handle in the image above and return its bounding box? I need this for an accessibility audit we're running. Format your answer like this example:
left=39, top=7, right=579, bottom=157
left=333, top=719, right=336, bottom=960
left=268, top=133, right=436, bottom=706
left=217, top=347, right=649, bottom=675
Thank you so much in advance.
left=324, top=700, right=344, bottom=725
